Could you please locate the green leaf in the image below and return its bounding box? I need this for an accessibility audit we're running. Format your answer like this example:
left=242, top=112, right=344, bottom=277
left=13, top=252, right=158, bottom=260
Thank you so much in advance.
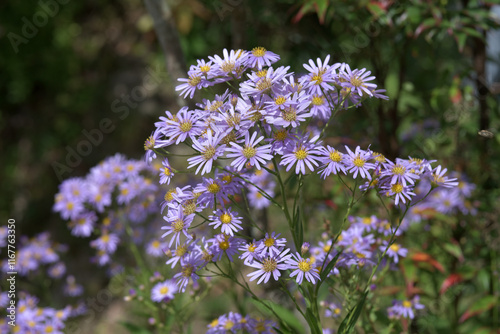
left=455, top=32, right=467, bottom=52
left=250, top=299, right=305, bottom=333
left=120, top=321, right=154, bottom=334
left=319, top=250, right=343, bottom=283
left=338, top=291, right=368, bottom=334
left=443, top=242, right=464, bottom=261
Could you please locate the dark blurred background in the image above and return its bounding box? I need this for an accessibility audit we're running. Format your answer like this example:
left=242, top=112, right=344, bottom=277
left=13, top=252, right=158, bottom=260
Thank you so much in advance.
left=1, top=0, right=499, bottom=275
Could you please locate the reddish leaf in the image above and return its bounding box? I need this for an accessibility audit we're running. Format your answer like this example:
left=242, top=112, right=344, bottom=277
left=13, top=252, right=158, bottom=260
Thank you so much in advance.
left=440, top=273, right=464, bottom=295
left=411, top=252, right=445, bottom=273
left=325, top=199, right=337, bottom=209
left=459, top=296, right=498, bottom=323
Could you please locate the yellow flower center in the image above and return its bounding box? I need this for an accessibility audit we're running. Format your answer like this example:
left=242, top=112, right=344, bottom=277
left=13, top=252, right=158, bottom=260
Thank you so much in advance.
left=252, top=46, right=267, bottom=57
left=273, top=129, right=288, bottom=141
left=282, top=107, right=297, bottom=122
left=219, top=240, right=230, bottom=250
left=312, top=74, right=323, bottom=85
left=164, top=189, right=175, bottom=202
left=256, top=78, right=272, bottom=91
left=180, top=121, right=193, bottom=133
left=329, top=151, right=342, bottom=162
left=362, top=217, right=371, bottom=225
left=323, top=245, right=331, bottom=253
left=172, top=219, right=185, bottom=233
left=210, top=319, right=219, bottom=328
left=390, top=244, right=400, bottom=252
left=350, top=76, right=364, bottom=87
left=402, top=300, right=412, bottom=308
left=209, top=100, right=224, bottom=112
left=200, top=65, right=210, bottom=73
left=392, top=165, right=406, bottom=175
left=159, top=286, right=169, bottom=295
left=188, top=75, right=202, bottom=87
left=163, top=168, right=171, bottom=176
left=207, top=183, right=221, bottom=194
left=372, top=152, right=386, bottom=163
left=221, top=175, right=233, bottom=184
left=298, top=259, right=312, bottom=272
left=311, top=95, right=324, bottom=106
left=175, top=244, right=188, bottom=257
left=353, top=156, right=365, bottom=167
left=182, top=200, right=197, bottom=215
left=262, top=258, right=278, bottom=272
left=152, top=240, right=160, bottom=248
left=224, top=320, right=235, bottom=330
left=220, top=213, right=232, bottom=224
left=248, top=243, right=257, bottom=252
left=66, top=202, right=74, bottom=211
left=203, top=146, right=216, bottom=161
left=294, top=148, right=308, bottom=160
left=264, top=237, right=275, bottom=247
left=274, top=96, right=286, bottom=105
left=182, top=264, right=194, bottom=277
left=243, top=146, right=257, bottom=158
left=221, top=61, right=235, bottom=73
left=256, top=69, right=268, bottom=77
left=391, top=183, right=404, bottom=194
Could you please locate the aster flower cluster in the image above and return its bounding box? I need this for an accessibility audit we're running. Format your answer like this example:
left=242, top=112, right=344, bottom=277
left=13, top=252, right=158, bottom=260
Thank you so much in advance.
left=387, top=295, right=425, bottom=319
left=206, top=311, right=278, bottom=334
left=0, top=232, right=66, bottom=277
left=141, top=48, right=461, bottom=332
left=53, top=154, right=165, bottom=273
left=0, top=292, right=72, bottom=334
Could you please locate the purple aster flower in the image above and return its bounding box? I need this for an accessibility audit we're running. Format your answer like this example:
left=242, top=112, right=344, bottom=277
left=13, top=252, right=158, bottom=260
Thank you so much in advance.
left=146, top=239, right=167, bottom=257
left=344, top=146, right=375, bottom=180
left=265, top=92, right=312, bottom=128
left=381, top=159, right=420, bottom=186
left=91, top=233, right=120, bottom=254
left=287, top=252, right=321, bottom=284
left=239, top=240, right=260, bottom=265
left=226, top=132, right=273, bottom=171
left=247, top=183, right=275, bottom=209
left=166, top=240, right=198, bottom=269
left=429, top=165, right=459, bottom=188
left=246, top=248, right=291, bottom=284
left=209, top=48, right=249, bottom=78
left=382, top=182, right=416, bottom=205
left=300, top=55, right=340, bottom=95
left=280, top=135, right=323, bottom=175
left=318, top=145, right=347, bottom=178
left=380, top=241, right=408, bottom=264
left=69, top=212, right=96, bottom=237
left=388, top=295, right=425, bottom=319
left=159, top=158, right=174, bottom=185
left=161, top=208, right=195, bottom=248
left=175, top=74, right=206, bottom=99
left=174, top=252, right=204, bottom=292
left=151, top=279, right=177, bottom=302
left=246, top=47, right=280, bottom=69
left=324, top=302, right=342, bottom=318
left=209, top=208, right=243, bottom=236
left=47, top=262, right=66, bottom=279
left=240, top=66, right=290, bottom=97
left=164, top=107, right=203, bottom=144
left=187, top=130, right=226, bottom=175
left=209, top=234, right=242, bottom=262
left=256, top=232, right=287, bottom=257
left=64, top=275, right=83, bottom=297
left=339, top=64, right=377, bottom=97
